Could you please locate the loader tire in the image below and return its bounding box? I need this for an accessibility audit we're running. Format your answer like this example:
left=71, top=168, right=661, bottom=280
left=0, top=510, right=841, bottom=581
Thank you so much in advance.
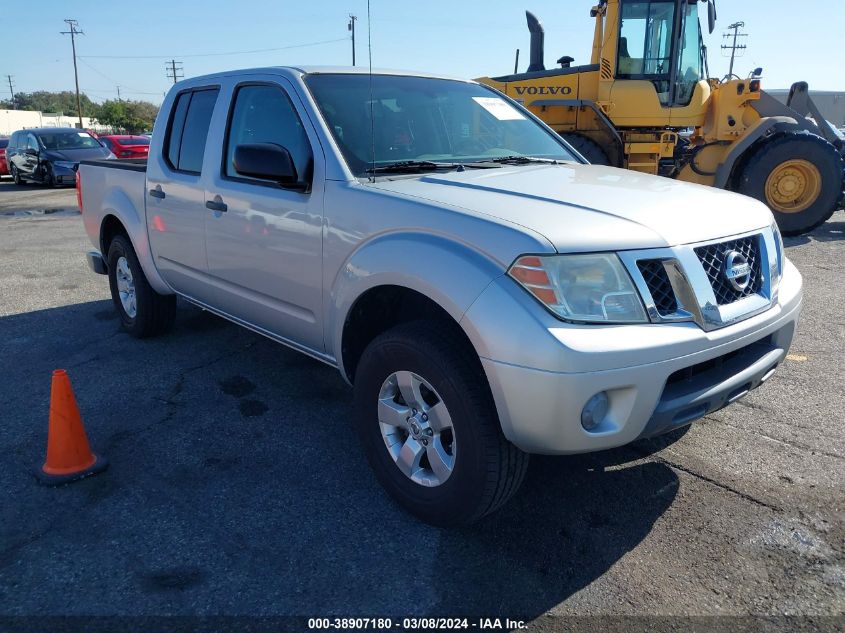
left=560, top=134, right=611, bottom=166
left=734, top=131, right=844, bottom=236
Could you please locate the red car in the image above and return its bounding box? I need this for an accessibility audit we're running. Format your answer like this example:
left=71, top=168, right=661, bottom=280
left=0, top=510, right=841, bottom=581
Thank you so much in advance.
left=0, top=137, right=8, bottom=175
left=98, top=135, right=150, bottom=160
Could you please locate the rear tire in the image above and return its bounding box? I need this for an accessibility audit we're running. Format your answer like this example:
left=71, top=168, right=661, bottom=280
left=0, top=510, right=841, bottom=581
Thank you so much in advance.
left=353, top=321, right=528, bottom=526
left=107, top=234, right=176, bottom=338
left=734, top=131, right=844, bottom=236
left=560, top=133, right=611, bottom=165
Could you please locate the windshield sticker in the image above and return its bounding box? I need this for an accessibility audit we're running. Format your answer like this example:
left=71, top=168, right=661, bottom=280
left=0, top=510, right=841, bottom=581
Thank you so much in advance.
left=77, top=132, right=91, bottom=137
left=472, top=97, right=525, bottom=121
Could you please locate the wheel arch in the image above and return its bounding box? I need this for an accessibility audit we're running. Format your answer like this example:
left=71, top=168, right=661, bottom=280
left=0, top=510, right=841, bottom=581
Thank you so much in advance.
left=97, top=188, right=172, bottom=295
left=330, top=233, right=505, bottom=383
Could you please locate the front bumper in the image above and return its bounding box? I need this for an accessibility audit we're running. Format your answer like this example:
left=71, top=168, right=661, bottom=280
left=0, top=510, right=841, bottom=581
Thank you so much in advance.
left=51, top=164, right=78, bottom=186
left=463, top=259, right=803, bottom=455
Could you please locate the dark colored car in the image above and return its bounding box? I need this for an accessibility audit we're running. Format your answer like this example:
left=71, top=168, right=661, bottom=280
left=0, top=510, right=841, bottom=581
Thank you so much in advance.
left=6, top=127, right=114, bottom=187
left=0, top=137, right=8, bottom=176
left=99, top=135, right=150, bottom=159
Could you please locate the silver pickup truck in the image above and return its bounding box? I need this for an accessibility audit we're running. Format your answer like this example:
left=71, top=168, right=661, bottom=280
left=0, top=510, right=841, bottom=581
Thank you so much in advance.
left=79, top=66, right=803, bottom=526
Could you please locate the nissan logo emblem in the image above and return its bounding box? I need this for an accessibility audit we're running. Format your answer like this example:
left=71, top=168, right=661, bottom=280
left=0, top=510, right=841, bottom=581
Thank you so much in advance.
left=723, top=250, right=752, bottom=292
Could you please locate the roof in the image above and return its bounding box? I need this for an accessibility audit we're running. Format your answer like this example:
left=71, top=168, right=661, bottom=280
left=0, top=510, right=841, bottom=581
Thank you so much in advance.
left=182, top=65, right=474, bottom=85
left=12, top=127, right=89, bottom=134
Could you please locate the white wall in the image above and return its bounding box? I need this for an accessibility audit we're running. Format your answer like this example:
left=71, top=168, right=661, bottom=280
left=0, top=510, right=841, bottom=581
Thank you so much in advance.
left=0, top=110, right=110, bottom=135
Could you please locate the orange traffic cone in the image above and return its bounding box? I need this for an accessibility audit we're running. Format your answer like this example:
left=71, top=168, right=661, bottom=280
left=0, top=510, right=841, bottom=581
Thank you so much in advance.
left=37, top=369, right=108, bottom=485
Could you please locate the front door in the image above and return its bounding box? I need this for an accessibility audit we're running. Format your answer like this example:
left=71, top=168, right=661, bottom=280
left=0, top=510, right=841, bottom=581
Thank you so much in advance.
left=146, top=87, right=220, bottom=298
left=203, top=78, right=324, bottom=352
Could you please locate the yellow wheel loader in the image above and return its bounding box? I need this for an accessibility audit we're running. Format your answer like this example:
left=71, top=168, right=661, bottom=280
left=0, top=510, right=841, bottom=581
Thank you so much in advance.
left=477, top=0, right=845, bottom=235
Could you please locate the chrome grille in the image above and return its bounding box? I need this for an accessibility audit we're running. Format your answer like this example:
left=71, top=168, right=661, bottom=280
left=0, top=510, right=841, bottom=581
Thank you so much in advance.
left=637, top=260, right=678, bottom=316
left=694, top=236, right=762, bottom=305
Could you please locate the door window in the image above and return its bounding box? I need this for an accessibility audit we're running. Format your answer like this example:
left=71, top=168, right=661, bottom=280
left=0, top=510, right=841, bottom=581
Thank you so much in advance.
left=675, top=3, right=704, bottom=105
left=26, top=134, right=39, bottom=151
left=224, top=84, right=313, bottom=184
left=164, top=88, right=219, bottom=174
left=618, top=0, right=676, bottom=104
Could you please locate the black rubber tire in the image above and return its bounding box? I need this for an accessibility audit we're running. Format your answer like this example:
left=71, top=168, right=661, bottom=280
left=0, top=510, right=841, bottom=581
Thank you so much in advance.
left=41, top=163, right=56, bottom=188
left=107, top=234, right=176, bottom=338
left=353, top=320, right=528, bottom=526
left=11, top=165, right=26, bottom=186
left=734, top=131, right=844, bottom=236
left=560, top=133, right=611, bottom=165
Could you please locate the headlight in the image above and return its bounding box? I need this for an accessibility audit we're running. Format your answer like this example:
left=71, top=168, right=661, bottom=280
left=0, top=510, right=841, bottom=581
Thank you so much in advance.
left=509, top=253, right=648, bottom=324
left=53, top=161, right=77, bottom=170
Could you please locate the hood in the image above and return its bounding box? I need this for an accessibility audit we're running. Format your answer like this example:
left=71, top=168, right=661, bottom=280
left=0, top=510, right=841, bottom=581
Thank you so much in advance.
left=370, top=163, right=774, bottom=252
left=44, top=146, right=112, bottom=162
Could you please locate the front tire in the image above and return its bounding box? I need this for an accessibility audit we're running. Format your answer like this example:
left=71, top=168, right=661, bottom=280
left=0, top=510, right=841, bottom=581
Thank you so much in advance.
left=107, top=234, right=176, bottom=338
left=354, top=321, right=528, bottom=526
left=734, top=131, right=844, bottom=235
left=560, top=133, right=611, bottom=165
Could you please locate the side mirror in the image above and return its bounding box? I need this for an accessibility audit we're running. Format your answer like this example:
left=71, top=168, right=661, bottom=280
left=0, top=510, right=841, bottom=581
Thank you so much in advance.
left=707, top=0, right=717, bottom=34
left=233, top=143, right=305, bottom=189
left=24, top=147, right=38, bottom=156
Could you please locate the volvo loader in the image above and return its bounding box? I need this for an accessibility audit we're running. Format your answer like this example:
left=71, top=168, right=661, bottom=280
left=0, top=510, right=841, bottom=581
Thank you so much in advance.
left=477, top=0, right=845, bottom=235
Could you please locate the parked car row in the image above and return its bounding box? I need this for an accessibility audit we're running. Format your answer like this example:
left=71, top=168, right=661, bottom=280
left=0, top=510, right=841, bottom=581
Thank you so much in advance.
left=1, top=128, right=151, bottom=186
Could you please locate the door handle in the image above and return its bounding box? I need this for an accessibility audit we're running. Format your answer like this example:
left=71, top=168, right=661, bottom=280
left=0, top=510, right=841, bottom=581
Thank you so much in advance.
left=205, top=198, right=228, bottom=213
left=149, top=188, right=166, bottom=199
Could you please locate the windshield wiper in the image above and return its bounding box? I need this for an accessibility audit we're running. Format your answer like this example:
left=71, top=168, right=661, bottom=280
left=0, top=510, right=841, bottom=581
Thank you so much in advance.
left=365, top=160, right=459, bottom=174
left=480, top=155, right=560, bottom=165
left=365, top=159, right=504, bottom=174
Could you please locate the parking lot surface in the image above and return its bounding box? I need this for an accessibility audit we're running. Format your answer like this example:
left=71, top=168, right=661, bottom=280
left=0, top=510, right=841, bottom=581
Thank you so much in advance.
left=0, top=181, right=843, bottom=630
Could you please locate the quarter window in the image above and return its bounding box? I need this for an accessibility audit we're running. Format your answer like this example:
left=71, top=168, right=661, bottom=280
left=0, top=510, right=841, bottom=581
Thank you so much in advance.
left=224, top=84, right=312, bottom=183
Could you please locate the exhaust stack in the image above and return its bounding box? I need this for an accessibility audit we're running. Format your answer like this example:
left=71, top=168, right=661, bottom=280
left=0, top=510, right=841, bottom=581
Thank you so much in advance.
left=525, top=11, right=545, bottom=72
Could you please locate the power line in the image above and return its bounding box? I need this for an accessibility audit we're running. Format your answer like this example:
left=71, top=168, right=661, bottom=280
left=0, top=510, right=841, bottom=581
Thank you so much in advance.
left=166, top=60, right=184, bottom=85
left=77, top=36, right=348, bottom=60
left=60, top=18, right=85, bottom=128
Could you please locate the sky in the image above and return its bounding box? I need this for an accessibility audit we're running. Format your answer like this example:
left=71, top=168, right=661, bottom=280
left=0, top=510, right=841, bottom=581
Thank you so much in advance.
left=2, top=0, right=843, bottom=106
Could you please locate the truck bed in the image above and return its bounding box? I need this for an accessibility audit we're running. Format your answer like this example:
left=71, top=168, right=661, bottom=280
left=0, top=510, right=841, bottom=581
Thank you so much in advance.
left=80, top=158, right=147, bottom=172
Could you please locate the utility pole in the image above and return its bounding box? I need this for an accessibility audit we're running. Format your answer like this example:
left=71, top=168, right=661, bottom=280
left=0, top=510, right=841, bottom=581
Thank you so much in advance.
left=5, top=75, right=14, bottom=109
left=721, top=21, right=747, bottom=79
left=348, top=14, right=357, bottom=66
left=166, top=59, right=184, bottom=84
left=116, top=85, right=122, bottom=101
left=61, top=19, right=85, bottom=128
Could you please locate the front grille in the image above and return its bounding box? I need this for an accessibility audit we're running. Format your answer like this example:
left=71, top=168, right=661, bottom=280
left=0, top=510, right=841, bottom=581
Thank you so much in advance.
left=694, top=236, right=762, bottom=305
left=637, top=260, right=678, bottom=315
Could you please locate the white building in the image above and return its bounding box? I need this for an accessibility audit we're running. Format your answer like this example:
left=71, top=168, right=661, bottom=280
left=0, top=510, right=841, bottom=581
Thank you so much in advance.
left=0, top=110, right=110, bottom=135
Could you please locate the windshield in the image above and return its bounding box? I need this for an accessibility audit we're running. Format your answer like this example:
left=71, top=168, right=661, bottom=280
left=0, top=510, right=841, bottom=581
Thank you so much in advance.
left=37, top=131, right=103, bottom=151
left=305, top=74, right=577, bottom=177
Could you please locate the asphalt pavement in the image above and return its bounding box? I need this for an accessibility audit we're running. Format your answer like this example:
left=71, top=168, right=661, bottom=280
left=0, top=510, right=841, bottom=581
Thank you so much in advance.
left=0, top=178, right=842, bottom=631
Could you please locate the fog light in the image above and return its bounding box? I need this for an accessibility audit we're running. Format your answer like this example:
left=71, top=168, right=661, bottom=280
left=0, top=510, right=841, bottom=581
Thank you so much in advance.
left=581, top=392, right=609, bottom=431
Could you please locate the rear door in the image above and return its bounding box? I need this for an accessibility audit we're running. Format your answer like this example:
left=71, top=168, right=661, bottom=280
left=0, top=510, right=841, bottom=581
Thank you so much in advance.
left=202, top=77, right=325, bottom=351
left=146, top=87, right=220, bottom=298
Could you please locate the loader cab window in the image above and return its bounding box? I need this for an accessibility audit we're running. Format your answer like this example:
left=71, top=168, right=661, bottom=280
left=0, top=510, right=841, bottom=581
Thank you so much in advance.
left=617, top=0, right=676, bottom=105
left=674, top=2, right=704, bottom=106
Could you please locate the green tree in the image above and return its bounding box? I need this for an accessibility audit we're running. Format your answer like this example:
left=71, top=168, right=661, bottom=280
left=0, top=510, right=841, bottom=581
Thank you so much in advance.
left=95, top=100, right=159, bottom=134
left=7, top=91, right=98, bottom=117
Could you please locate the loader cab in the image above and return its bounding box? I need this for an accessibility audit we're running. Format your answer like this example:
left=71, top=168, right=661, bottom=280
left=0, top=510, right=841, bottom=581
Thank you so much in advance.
left=602, top=0, right=711, bottom=126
